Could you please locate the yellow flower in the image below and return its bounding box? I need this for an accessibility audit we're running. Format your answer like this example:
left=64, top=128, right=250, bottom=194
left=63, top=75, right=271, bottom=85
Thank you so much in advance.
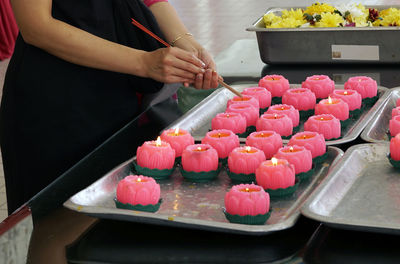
left=375, top=7, right=400, bottom=26
left=264, top=13, right=282, bottom=27
left=282, top=8, right=305, bottom=21
left=269, top=17, right=305, bottom=28
left=305, top=2, right=335, bottom=15
left=315, top=12, right=345, bottom=27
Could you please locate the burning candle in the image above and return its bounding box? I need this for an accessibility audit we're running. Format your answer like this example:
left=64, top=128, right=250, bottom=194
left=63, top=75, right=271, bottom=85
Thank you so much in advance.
left=228, top=146, right=266, bottom=175
left=256, top=113, right=293, bottom=137
left=258, top=74, right=290, bottom=99
left=211, top=112, right=247, bottom=135
left=282, top=88, right=316, bottom=111
left=288, top=131, right=326, bottom=159
left=246, top=131, right=283, bottom=159
left=256, top=158, right=296, bottom=190
left=201, top=129, right=240, bottom=159
left=315, top=97, right=349, bottom=121
left=242, top=87, right=272, bottom=110
left=390, top=134, right=400, bottom=161
left=136, top=137, right=175, bottom=170
left=304, top=114, right=341, bottom=140
left=344, top=76, right=377, bottom=99
left=389, top=115, right=400, bottom=137
left=391, top=106, right=400, bottom=119
left=267, top=104, right=300, bottom=127
left=227, top=95, right=260, bottom=111
left=330, top=89, right=362, bottom=112
left=160, top=128, right=194, bottom=158
left=116, top=175, right=160, bottom=206
left=302, top=75, right=335, bottom=99
left=224, top=184, right=270, bottom=216
left=226, top=103, right=259, bottom=127
left=274, top=145, right=313, bottom=175
left=181, top=144, right=219, bottom=173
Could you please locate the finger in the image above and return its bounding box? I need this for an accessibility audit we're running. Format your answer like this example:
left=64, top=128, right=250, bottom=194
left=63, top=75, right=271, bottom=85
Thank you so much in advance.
left=168, top=67, right=197, bottom=80
left=172, top=48, right=206, bottom=69
left=194, top=73, right=203, bottom=89
left=210, top=70, right=219, bottom=89
left=202, top=69, right=213, bottom=89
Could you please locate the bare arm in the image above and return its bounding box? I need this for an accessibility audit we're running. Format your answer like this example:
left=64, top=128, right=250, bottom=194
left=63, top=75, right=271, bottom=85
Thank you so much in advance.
left=11, top=0, right=205, bottom=84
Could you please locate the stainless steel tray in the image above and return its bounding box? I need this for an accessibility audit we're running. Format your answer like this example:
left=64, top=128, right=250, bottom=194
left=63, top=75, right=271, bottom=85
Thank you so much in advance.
left=301, top=143, right=400, bottom=235
left=361, top=87, right=400, bottom=143
left=247, top=6, right=400, bottom=64
left=64, top=147, right=343, bottom=235
left=168, top=83, right=389, bottom=145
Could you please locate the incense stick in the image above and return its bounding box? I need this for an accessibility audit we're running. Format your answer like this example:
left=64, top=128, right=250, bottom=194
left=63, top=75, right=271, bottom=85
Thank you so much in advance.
left=130, top=18, right=242, bottom=97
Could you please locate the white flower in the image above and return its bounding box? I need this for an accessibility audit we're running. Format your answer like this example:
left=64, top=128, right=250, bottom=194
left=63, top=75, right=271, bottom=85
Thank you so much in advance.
left=335, top=3, right=364, bottom=18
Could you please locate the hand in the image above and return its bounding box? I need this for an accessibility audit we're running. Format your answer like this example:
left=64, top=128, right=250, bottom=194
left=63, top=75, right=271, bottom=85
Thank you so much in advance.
left=192, top=48, right=220, bottom=90
left=141, top=47, right=206, bottom=84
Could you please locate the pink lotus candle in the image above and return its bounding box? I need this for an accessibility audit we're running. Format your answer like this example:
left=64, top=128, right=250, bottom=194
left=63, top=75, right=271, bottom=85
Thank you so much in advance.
left=302, top=75, right=335, bottom=99
left=211, top=112, right=247, bottom=135
left=228, top=146, right=266, bottom=175
left=282, top=88, right=316, bottom=111
left=288, top=131, right=326, bottom=159
left=267, top=104, right=300, bottom=127
left=304, top=114, right=341, bottom=140
left=258, top=75, right=290, bottom=98
left=315, top=97, right=349, bottom=121
left=256, top=158, right=296, bottom=190
left=116, top=175, right=160, bottom=206
left=160, top=128, right=194, bottom=158
left=181, top=144, right=219, bottom=173
left=256, top=113, right=293, bottom=137
left=330, top=89, right=362, bottom=111
left=344, top=76, right=377, bottom=99
left=241, top=87, right=272, bottom=109
left=390, top=134, right=400, bottom=161
left=136, top=137, right=175, bottom=170
left=226, top=103, right=259, bottom=127
left=201, top=129, right=240, bottom=159
left=246, top=131, right=283, bottom=159
left=225, top=184, right=270, bottom=216
left=227, top=95, right=260, bottom=111
left=391, top=106, right=400, bottom=118
left=274, top=146, right=312, bottom=175
left=389, top=115, right=400, bottom=137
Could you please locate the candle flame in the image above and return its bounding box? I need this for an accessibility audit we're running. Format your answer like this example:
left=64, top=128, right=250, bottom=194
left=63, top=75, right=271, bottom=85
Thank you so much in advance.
left=328, top=96, right=332, bottom=104
left=197, top=147, right=202, bottom=151
left=226, top=114, right=230, bottom=118
left=245, top=188, right=249, bottom=192
left=344, top=91, right=348, bottom=95
left=358, top=79, right=361, bottom=82
left=274, top=114, right=278, bottom=119
left=156, top=136, right=162, bottom=146
left=137, top=178, right=142, bottom=182
left=289, top=147, right=294, bottom=152
left=281, top=107, right=285, bottom=110
left=320, top=117, right=324, bottom=120
left=174, top=127, right=179, bottom=136
left=303, top=135, right=307, bottom=139
left=218, top=133, right=221, bottom=138
left=271, top=157, right=278, bottom=166
left=245, top=146, right=251, bottom=152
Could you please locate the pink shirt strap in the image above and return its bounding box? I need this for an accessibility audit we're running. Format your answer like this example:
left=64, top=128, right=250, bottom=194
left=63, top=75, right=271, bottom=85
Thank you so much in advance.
left=143, top=0, right=168, bottom=7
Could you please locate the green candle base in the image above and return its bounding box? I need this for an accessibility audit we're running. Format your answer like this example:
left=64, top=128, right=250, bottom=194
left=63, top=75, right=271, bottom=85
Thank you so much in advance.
left=313, top=149, right=329, bottom=164
left=260, top=106, right=269, bottom=115
left=340, top=118, right=352, bottom=130
left=223, top=209, right=272, bottom=225
left=362, top=95, right=379, bottom=107
left=114, top=198, right=162, bottom=213
left=271, top=97, right=282, bottom=105
left=349, top=108, right=363, bottom=120
left=226, top=168, right=256, bottom=183
left=296, top=166, right=315, bottom=182
left=265, top=180, right=300, bottom=198
left=388, top=154, right=400, bottom=170
left=180, top=167, right=221, bottom=182
left=134, top=162, right=175, bottom=180
left=299, top=109, right=315, bottom=120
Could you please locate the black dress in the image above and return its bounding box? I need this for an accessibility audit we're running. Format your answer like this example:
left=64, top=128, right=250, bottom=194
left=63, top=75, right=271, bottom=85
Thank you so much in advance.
left=0, top=0, right=165, bottom=214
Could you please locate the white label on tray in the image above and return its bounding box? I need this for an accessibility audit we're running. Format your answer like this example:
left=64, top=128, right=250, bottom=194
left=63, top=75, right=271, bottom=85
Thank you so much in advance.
left=331, top=45, right=379, bottom=61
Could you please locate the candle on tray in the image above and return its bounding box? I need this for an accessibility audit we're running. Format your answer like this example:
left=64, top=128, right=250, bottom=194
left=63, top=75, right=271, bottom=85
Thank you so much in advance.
left=227, top=95, right=260, bottom=111
left=228, top=146, right=266, bottom=175
left=344, top=76, right=377, bottom=99
left=330, top=89, right=362, bottom=112
left=389, top=115, right=400, bottom=137
left=226, top=103, right=259, bottom=127
left=211, top=112, right=247, bottom=135
left=160, top=128, right=194, bottom=158
left=315, top=97, right=349, bottom=121
left=390, top=134, right=400, bottom=161
left=391, top=106, right=400, bottom=118
left=302, top=75, right=335, bottom=99
left=256, top=113, right=293, bottom=137
left=256, top=157, right=296, bottom=190
left=288, top=131, right=326, bottom=159
left=274, top=145, right=312, bottom=175
left=136, top=137, right=175, bottom=170
left=282, top=88, right=316, bottom=111
left=202, top=129, right=240, bottom=160
left=246, top=131, right=283, bottom=159
left=258, top=75, right=290, bottom=100
left=116, top=175, right=160, bottom=207
left=242, top=87, right=272, bottom=110
left=267, top=104, right=300, bottom=127
left=181, top=144, right=219, bottom=173
left=304, top=114, right=341, bottom=140
left=224, top=184, right=270, bottom=217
